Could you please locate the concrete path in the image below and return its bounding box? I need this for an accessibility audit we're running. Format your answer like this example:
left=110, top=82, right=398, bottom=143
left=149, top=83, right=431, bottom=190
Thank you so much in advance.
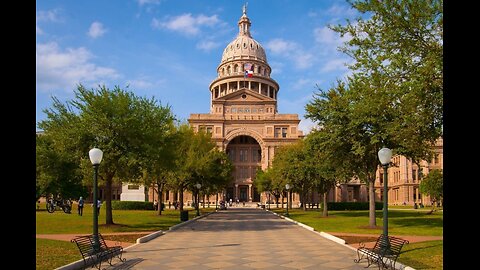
left=103, top=208, right=370, bottom=270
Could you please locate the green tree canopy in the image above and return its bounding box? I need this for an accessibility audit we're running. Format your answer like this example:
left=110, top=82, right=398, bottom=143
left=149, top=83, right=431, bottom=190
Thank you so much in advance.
left=38, top=84, right=174, bottom=224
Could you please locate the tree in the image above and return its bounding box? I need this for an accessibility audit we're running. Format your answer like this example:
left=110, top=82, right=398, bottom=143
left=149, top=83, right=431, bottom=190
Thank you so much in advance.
left=306, top=0, right=443, bottom=227
left=305, top=130, right=347, bottom=217
left=36, top=133, right=87, bottom=202
left=272, top=140, right=315, bottom=211
left=331, top=0, right=443, bottom=164
left=419, top=169, right=443, bottom=213
left=38, top=84, right=173, bottom=225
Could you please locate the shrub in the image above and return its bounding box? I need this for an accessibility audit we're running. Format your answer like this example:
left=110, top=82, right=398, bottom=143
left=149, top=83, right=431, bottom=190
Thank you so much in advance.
left=326, top=202, right=383, bottom=210
left=111, top=201, right=154, bottom=210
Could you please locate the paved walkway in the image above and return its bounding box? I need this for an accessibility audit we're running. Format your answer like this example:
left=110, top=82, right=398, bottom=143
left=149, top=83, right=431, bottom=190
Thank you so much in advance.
left=101, top=208, right=371, bottom=270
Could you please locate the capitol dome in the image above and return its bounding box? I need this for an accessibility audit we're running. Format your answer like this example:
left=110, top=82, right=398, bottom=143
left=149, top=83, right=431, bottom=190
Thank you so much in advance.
left=220, top=11, right=267, bottom=64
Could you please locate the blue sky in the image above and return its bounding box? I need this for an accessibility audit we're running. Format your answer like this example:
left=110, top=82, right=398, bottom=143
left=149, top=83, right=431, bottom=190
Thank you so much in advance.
left=36, top=0, right=359, bottom=133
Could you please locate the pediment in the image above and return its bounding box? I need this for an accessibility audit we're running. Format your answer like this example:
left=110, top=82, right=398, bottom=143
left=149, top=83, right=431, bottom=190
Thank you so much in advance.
left=214, top=88, right=275, bottom=103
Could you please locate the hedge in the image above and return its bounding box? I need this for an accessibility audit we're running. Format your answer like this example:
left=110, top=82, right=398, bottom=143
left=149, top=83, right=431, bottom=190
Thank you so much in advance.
left=326, top=202, right=383, bottom=210
left=111, top=201, right=164, bottom=210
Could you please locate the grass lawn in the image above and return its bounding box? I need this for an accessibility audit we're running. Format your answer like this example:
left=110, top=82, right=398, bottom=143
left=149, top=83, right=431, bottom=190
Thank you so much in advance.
left=398, top=240, right=443, bottom=270
left=36, top=203, right=215, bottom=234
left=271, top=208, right=443, bottom=236
left=36, top=238, right=82, bottom=270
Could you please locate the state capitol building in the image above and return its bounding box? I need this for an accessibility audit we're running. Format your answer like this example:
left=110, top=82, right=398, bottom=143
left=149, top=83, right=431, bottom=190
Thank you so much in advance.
left=97, top=7, right=443, bottom=208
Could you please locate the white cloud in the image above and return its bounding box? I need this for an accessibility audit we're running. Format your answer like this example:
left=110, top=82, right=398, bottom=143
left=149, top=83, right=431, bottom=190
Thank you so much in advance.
left=292, top=78, right=322, bottom=91
left=321, top=58, right=349, bottom=72
left=266, top=39, right=314, bottom=70
left=126, top=77, right=166, bottom=90
left=196, top=40, right=220, bottom=52
left=152, top=13, right=220, bottom=36
left=293, top=53, right=315, bottom=69
left=298, top=118, right=318, bottom=135
left=88, top=22, right=107, bottom=38
left=326, top=4, right=357, bottom=18
left=314, top=26, right=352, bottom=47
left=36, top=9, right=61, bottom=35
left=36, top=42, right=119, bottom=92
left=136, top=0, right=161, bottom=6
left=36, top=9, right=61, bottom=23
left=265, top=38, right=297, bottom=55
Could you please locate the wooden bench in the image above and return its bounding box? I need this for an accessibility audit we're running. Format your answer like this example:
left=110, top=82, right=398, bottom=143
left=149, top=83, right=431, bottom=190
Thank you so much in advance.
left=71, top=233, right=126, bottom=269
left=354, top=234, right=409, bottom=270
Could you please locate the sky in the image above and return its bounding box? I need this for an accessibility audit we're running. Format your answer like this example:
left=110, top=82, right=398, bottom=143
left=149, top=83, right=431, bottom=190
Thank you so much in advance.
left=36, top=0, right=360, bottom=133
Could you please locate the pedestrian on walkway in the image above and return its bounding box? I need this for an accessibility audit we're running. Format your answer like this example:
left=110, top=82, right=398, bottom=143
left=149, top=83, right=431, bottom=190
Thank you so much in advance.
left=78, top=196, right=84, bottom=216
left=154, top=200, right=158, bottom=210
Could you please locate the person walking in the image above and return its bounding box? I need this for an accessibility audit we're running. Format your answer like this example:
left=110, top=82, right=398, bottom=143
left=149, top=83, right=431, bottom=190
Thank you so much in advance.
left=77, top=196, right=84, bottom=216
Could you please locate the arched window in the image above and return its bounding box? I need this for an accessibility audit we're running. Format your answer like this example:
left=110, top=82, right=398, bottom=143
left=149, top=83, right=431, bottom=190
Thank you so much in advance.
left=227, top=66, right=231, bottom=74
left=234, top=64, right=239, bottom=73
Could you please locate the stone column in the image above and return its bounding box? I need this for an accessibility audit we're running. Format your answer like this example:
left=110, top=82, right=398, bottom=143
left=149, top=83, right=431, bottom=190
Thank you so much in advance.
left=237, top=81, right=240, bottom=90
left=235, top=184, right=239, bottom=201
left=259, top=83, right=262, bottom=94
left=248, top=184, right=252, bottom=201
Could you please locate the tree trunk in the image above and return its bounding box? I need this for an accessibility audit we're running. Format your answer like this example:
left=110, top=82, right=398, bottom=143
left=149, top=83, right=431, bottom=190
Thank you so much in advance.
left=368, top=180, right=377, bottom=227
left=105, top=176, right=114, bottom=225
left=215, top=193, right=218, bottom=209
left=179, top=187, right=184, bottom=211
left=322, top=191, right=328, bottom=217
left=157, top=182, right=164, bottom=215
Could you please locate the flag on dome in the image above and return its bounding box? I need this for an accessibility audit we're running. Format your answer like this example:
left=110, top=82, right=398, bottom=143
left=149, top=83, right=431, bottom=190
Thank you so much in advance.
left=244, top=63, right=254, bottom=78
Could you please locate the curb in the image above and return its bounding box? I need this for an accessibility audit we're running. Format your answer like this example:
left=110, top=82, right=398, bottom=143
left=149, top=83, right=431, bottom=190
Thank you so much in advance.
left=136, top=230, right=164, bottom=243
left=265, top=209, right=415, bottom=270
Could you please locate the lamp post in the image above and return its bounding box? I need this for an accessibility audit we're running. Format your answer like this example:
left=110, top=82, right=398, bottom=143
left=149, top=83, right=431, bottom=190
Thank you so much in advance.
left=378, top=147, right=392, bottom=253
left=285, top=184, right=291, bottom=217
left=195, top=183, right=201, bottom=216
left=89, top=147, right=103, bottom=251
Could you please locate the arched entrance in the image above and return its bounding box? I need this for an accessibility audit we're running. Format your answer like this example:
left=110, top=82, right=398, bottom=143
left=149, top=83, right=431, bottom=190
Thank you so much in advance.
left=225, top=135, right=262, bottom=202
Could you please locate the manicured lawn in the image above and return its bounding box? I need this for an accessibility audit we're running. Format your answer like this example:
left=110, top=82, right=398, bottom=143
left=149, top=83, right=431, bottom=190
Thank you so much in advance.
left=36, top=238, right=82, bottom=270
left=271, top=208, right=443, bottom=236
left=398, top=240, right=443, bottom=270
left=36, top=203, right=215, bottom=234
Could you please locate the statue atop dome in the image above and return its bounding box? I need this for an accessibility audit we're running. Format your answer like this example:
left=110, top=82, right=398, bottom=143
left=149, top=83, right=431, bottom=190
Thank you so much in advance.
left=242, top=2, right=248, bottom=16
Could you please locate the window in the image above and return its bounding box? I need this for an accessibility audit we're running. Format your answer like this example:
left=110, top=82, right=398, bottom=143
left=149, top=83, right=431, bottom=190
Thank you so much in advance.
left=239, top=149, right=248, bottom=162
left=165, top=190, right=170, bottom=200
left=412, top=169, right=417, bottom=182
left=252, top=148, right=260, bottom=162
left=227, top=149, right=236, bottom=161
left=274, top=127, right=288, bottom=138
left=274, top=128, right=281, bottom=138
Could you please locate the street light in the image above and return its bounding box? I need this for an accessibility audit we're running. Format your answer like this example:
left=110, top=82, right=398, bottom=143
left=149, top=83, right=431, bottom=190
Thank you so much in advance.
left=378, top=147, right=392, bottom=253
left=89, top=147, right=103, bottom=251
left=285, top=184, right=291, bottom=217
left=195, top=183, right=201, bottom=216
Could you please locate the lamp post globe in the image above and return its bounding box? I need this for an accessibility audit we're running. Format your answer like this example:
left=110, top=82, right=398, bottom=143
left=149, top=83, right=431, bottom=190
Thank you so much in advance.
left=378, top=147, right=392, bottom=253
left=195, top=183, right=201, bottom=216
left=89, top=147, right=103, bottom=251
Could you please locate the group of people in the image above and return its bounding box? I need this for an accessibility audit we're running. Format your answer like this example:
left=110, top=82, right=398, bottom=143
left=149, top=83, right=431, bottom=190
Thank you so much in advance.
left=76, top=197, right=102, bottom=216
